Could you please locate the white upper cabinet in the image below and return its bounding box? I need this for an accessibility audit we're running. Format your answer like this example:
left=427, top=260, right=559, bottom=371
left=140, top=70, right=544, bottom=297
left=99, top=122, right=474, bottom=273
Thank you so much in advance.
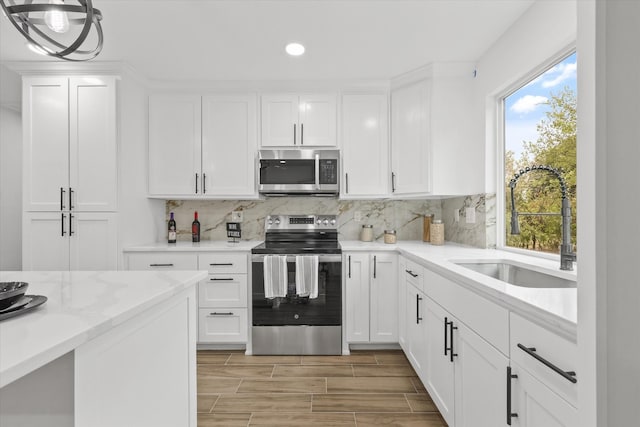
left=260, top=93, right=337, bottom=147
left=390, top=79, right=431, bottom=196
left=23, top=76, right=117, bottom=212
left=202, top=94, right=257, bottom=197
left=148, top=93, right=257, bottom=198
left=148, top=94, right=202, bottom=196
left=341, top=93, right=390, bottom=198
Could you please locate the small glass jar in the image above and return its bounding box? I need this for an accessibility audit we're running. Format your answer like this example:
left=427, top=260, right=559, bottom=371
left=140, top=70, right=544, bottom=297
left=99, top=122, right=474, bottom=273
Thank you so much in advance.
left=360, top=224, right=373, bottom=242
left=430, top=220, right=444, bottom=245
left=384, top=229, right=397, bottom=244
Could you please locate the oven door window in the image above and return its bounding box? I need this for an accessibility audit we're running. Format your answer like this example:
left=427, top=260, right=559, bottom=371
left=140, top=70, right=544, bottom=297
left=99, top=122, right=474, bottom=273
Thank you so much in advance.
left=260, top=159, right=315, bottom=185
left=252, top=260, right=341, bottom=326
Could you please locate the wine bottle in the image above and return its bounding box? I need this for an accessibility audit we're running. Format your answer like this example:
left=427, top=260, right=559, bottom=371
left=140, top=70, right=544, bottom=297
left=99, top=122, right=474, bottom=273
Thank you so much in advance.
left=192, top=211, right=201, bottom=242
left=168, top=212, right=177, bottom=244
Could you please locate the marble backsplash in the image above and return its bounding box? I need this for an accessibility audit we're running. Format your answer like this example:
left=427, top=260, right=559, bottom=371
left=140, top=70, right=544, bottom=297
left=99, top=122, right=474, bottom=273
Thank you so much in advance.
left=441, top=193, right=497, bottom=249
left=166, top=194, right=496, bottom=248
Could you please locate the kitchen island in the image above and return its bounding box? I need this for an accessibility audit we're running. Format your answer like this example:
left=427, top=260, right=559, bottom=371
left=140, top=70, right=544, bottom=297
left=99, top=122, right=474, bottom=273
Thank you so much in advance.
left=0, top=270, right=206, bottom=427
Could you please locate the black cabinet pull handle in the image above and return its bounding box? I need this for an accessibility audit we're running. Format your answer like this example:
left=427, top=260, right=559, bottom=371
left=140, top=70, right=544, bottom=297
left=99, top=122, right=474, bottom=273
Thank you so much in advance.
left=210, top=278, right=234, bottom=281
left=506, top=366, right=518, bottom=425
left=301, top=123, right=304, bottom=145
left=69, top=187, right=74, bottom=210
left=209, top=312, right=233, bottom=316
left=61, top=213, right=66, bottom=236
left=60, top=187, right=65, bottom=210
left=416, top=294, right=423, bottom=324
left=210, top=263, right=233, bottom=266
left=348, top=255, right=351, bottom=278
left=373, top=255, right=377, bottom=279
left=391, top=172, right=396, bottom=192
left=449, top=321, right=458, bottom=362
left=405, top=269, right=418, bottom=278
left=345, top=173, right=349, bottom=194
left=69, top=214, right=74, bottom=236
left=293, top=123, right=296, bottom=145
left=517, top=343, right=577, bottom=383
left=195, top=173, right=199, bottom=194
left=150, top=263, right=174, bottom=267
left=444, top=316, right=449, bottom=356
left=203, top=173, right=206, bottom=194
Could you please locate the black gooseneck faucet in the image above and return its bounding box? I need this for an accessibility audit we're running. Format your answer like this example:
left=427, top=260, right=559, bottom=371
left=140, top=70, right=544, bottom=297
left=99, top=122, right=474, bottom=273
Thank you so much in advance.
left=509, top=165, right=577, bottom=271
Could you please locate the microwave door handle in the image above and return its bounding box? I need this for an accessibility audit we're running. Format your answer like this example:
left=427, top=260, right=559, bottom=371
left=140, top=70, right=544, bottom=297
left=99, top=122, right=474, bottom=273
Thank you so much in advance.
left=315, top=154, right=320, bottom=190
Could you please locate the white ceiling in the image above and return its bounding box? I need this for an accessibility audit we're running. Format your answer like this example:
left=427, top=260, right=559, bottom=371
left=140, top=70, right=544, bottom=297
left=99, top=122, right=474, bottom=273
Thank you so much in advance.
left=0, top=0, right=535, bottom=82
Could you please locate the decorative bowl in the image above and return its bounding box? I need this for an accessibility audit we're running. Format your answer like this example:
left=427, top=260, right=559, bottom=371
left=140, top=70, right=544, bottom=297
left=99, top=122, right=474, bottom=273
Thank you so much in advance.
left=0, top=282, right=29, bottom=310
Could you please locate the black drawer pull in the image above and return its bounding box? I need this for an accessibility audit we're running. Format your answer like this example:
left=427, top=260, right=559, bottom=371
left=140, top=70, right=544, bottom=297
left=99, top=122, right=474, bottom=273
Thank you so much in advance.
left=506, top=366, right=518, bottom=425
left=405, top=269, right=418, bottom=278
left=517, top=343, right=577, bottom=383
left=416, top=294, right=423, bottom=324
left=210, top=278, right=234, bottom=281
left=149, top=263, right=174, bottom=267
left=209, top=312, right=233, bottom=316
left=210, top=263, right=233, bottom=266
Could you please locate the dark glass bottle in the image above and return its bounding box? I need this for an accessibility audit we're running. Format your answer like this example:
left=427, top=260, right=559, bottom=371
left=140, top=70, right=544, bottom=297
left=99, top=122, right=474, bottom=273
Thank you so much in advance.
left=192, top=211, right=200, bottom=242
left=168, top=212, right=177, bottom=244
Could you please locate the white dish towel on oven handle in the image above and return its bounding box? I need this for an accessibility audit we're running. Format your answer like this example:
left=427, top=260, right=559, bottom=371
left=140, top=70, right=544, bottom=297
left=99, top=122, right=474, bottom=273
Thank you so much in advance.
left=296, top=255, right=319, bottom=299
left=263, top=255, right=288, bottom=299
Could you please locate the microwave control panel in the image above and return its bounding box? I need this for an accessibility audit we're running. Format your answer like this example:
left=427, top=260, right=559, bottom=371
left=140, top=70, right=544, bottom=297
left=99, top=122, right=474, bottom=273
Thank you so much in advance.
left=319, top=159, right=338, bottom=184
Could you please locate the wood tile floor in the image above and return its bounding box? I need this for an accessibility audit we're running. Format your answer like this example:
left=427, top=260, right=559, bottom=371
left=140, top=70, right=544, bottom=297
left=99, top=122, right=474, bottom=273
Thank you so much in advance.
left=197, top=350, right=447, bottom=426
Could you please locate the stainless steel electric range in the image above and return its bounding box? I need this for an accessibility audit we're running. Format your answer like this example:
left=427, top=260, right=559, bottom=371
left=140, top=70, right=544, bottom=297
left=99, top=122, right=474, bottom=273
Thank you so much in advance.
left=251, top=214, right=342, bottom=355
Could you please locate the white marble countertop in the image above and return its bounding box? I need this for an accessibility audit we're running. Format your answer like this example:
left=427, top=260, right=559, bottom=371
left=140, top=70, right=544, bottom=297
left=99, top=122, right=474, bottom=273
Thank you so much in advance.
left=123, top=240, right=261, bottom=252
left=342, top=240, right=577, bottom=339
left=0, top=270, right=206, bottom=388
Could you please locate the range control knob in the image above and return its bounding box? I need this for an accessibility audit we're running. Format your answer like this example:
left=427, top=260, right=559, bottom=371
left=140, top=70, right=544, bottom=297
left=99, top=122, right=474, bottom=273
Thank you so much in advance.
left=267, top=218, right=273, bottom=225
left=316, top=219, right=322, bottom=225
left=274, top=217, right=281, bottom=225
left=330, top=219, right=337, bottom=225
left=323, top=219, right=329, bottom=226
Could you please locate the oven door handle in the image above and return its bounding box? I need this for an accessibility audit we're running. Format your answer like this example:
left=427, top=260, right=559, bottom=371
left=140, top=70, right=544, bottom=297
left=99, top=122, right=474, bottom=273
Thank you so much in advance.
left=252, top=254, right=342, bottom=263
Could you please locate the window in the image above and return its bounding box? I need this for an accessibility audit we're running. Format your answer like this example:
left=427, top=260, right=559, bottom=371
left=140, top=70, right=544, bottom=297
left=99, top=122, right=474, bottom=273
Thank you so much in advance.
left=502, top=52, right=577, bottom=255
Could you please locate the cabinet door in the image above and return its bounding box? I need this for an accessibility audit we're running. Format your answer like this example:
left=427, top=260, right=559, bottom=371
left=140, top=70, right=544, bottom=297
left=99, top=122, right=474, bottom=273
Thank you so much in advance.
left=397, top=257, right=408, bottom=350
left=260, top=94, right=298, bottom=146
left=511, top=363, right=578, bottom=427
left=198, top=275, right=248, bottom=308
left=405, top=285, right=427, bottom=376
left=391, top=80, right=431, bottom=195
left=341, top=94, right=390, bottom=197
left=299, top=94, right=337, bottom=146
left=345, top=253, right=370, bottom=342
left=202, top=94, right=257, bottom=196
left=148, top=95, right=202, bottom=195
left=454, top=321, right=509, bottom=427
left=22, top=212, right=69, bottom=270
left=69, top=77, right=117, bottom=211
left=423, top=296, right=455, bottom=426
left=370, top=253, right=398, bottom=342
left=69, top=213, right=118, bottom=271
left=198, top=308, right=248, bottom=343
left=23, top=77, right=69, bottom=211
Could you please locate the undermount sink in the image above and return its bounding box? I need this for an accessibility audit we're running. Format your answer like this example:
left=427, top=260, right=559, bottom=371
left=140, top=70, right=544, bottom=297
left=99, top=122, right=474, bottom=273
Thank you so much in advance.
left=453, top=260, right=576, bottom=289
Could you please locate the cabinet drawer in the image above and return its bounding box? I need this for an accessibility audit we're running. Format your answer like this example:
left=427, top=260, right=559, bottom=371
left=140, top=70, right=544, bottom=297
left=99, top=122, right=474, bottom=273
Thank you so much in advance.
left=198, top=275, right=248, bottom=308
left=510, top=313, right=577, bottom=407
left=423, top=266, right=509, bottom=356
left=198, top=253, right=247, bottom=274
left=403, top=259, right=424, bottom=293
left=198, top=308, right=248, bottom=343
left=127, top=253, right=198, bottom=271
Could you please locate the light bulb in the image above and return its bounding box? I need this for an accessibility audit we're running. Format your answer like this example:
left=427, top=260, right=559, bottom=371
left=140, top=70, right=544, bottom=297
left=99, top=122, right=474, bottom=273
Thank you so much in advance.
left=44, top=0, right=70, bottom=33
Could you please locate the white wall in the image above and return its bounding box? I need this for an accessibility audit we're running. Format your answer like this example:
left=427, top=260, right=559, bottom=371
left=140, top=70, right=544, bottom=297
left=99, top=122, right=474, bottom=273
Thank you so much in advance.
left=578, top=1, right=640, bottom=426
left=474, top=0, right=577, bottom=193
left=116, top=70, right=165, bottom=268
left=0, top=66, right=22, bottom=270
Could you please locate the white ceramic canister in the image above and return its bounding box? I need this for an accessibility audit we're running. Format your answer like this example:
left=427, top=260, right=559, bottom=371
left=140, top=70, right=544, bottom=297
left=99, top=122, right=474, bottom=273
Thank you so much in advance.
left=384, top=229, right=397, bottom=244
left=360, top=224, right=374, bottom=242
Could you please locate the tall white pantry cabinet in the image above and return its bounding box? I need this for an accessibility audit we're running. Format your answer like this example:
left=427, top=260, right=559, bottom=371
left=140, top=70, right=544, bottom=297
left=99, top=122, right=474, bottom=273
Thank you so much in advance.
left=22, top=76, right=118, bottom=271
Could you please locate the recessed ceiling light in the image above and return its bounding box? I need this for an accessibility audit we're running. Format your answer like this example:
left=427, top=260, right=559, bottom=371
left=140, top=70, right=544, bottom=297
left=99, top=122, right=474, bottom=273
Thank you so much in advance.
left=285, top=42, right=305, bottom=56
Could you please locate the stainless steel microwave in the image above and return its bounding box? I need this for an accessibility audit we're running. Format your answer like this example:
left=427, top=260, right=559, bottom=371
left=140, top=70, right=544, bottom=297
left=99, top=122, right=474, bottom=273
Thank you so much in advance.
left=258, top=149, right=340, bottom=196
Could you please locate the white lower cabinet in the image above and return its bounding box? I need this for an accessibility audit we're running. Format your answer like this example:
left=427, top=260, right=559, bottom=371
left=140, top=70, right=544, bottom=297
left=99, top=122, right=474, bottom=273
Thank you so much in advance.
left=345, top=252, right=398, bottom=344
left=509, top=362, right=578, bottom=427
left=23, top=212, right=117, bottom=271
left=125, top=251, right=250, bottom=346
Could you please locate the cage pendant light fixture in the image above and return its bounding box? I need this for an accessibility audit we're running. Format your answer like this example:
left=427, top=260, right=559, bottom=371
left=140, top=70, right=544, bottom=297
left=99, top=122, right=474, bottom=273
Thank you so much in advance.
left=1, top=0, right=103, bottom=61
